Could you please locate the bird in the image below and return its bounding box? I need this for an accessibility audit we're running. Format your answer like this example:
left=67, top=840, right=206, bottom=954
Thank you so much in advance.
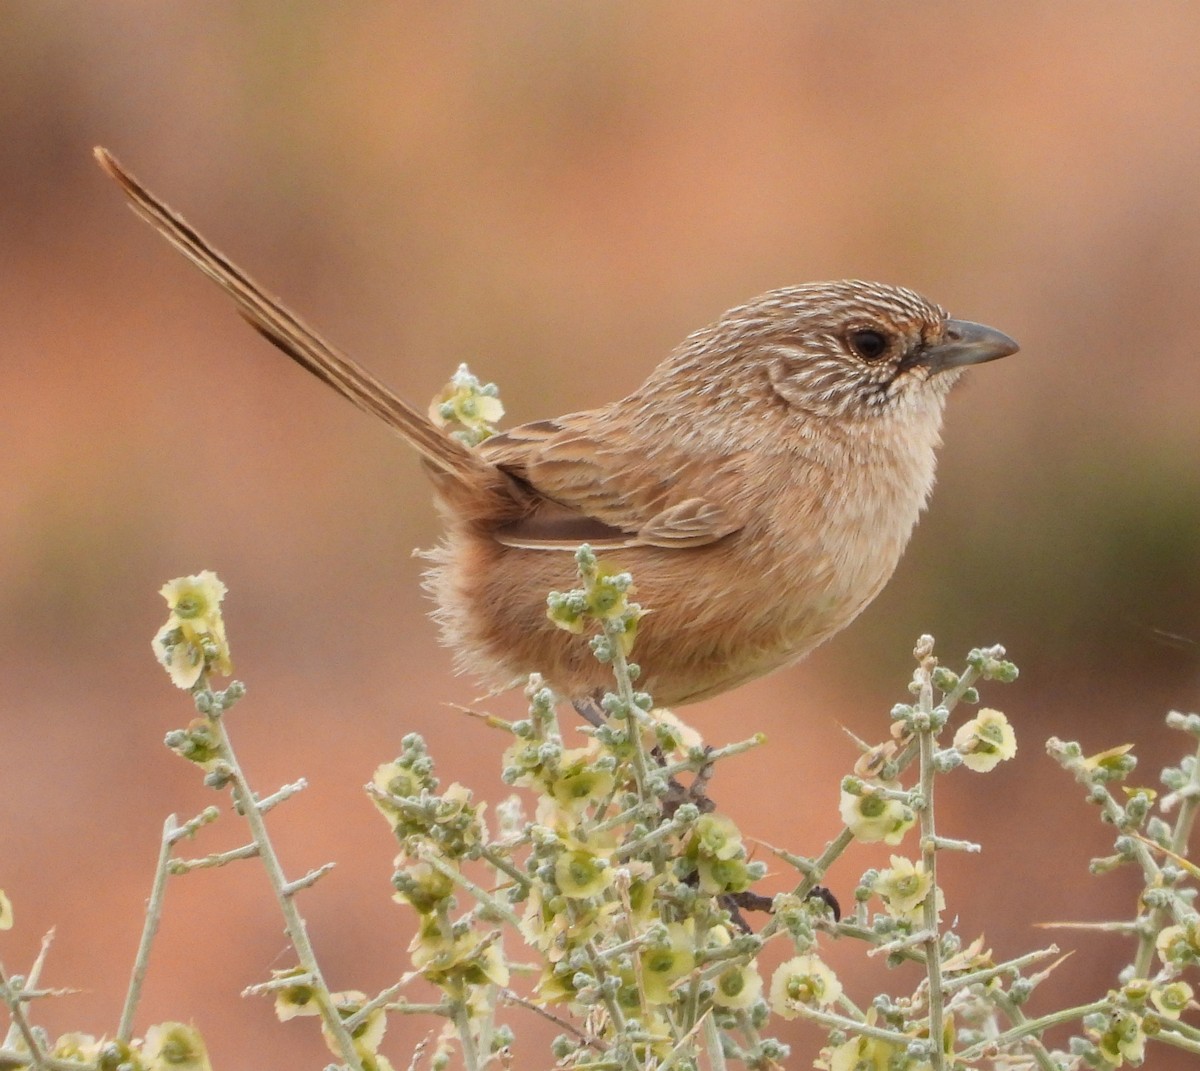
left=95, top=148, right=1018, bottom=710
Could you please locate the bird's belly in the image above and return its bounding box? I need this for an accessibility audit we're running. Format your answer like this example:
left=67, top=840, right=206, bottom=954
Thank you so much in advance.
left=631, top=536, right=902, bottom=703
left=423, top=509, right=910, bottom=707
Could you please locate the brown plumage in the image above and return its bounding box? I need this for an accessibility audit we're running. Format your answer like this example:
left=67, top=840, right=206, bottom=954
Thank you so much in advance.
left=96, top=148, right=1018, bottom=707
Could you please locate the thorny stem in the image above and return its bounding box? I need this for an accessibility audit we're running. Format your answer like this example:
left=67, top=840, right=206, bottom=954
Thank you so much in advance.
left=1, top=931, right=54, bottom=1054
left=604, top=619, right=652, bottom=803
left=657, top=734, right=764, bottom=781
left=281, top=862, right=337, bottom=897
left=0, top=960, right=46, bottom=1070
left=957, top=999, right=1112, bottom=1062
left=0, top=1048, right=93, bottom=1071
left=381, top=1000, right=450, bottom=1016
left=500, top=989, right=606, bottom=1051
left=1051, top=734, right=1187, bottom=983
left=683, top=969, right=703, bottom=1048
left=615, top=816, right=690, bottom=860
left=942, top=663, right=984, bottom=709
left=476, top=984, right=498, bottom=1069
left=703, top=1013, right=728, bottom=1071
left=591, top=800, right=659, bottom=836
left=872, top=928, right=937, bottom=958
left=1155, top=1018, right=1200, bottom=1055
left=759, top=660, right=989, bottom=945
left=1039, top=919, right=1141, bottom=933
left=759, top=827, right=853, bottom=942
left=478, top=845, right=532, bottom=891
left=241, top=971, right=316, bottom=996
left=579, top=931, right=637, bottom=1071
left=940, top=945, right=1060, bottom=992
left=255, top=778, right=308, bottom=813
left=118, top=814, right=179, bottom=1041
left=25, top=933, right=54, bottom=995
left=451, top=997, right=481, bottom=1071
left=419, top=850, right=524, bottom=929
left=1134, top=729, right=1200, bottom=978
left=600, top=612, right=679, bottom=888
left=732, top=1008, right=766, bottom=1066
left=987, top=989, right=1064, bottom=1071
left=680, top=916, right=715, bottom=1036
left=654, top=1009, right=708, bottom=1071
left=171, top=842, right=260, bottom=872
left=202, top=681, right=365, bottom=1071
left=915, top=653, right=947, bottom=1071
left=788, top=1004, right=913, bottom=1045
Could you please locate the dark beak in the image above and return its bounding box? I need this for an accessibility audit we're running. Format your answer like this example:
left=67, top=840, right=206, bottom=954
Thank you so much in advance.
left=922, top=319, right=1019, bottom=373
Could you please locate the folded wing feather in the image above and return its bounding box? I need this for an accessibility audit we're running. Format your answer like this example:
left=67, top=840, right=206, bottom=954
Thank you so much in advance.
left=481, top=416, right=748, bottom=550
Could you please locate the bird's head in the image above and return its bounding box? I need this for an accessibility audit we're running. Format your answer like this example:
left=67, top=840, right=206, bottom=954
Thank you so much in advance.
left=659, top=280, right=1018, bottom=427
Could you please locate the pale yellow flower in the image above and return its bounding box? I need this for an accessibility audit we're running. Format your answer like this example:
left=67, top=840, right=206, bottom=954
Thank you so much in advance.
left=689, top=813, right=753, bottom=894
left=143, top=1022, right=212, bottom=1071
left=1150, top=980, right=1194, bottom=1019
left=409, top=911, right=455, bottom=970
left=428, top=364, right=504, bottom=445
left=648, top=708, right=704, bottom=752
left=370, top=760, right=422, bottom=828
left=874, top=855, right=944, bottom=924
left=319, top=991, right=387, bottom=1058
left=535, top=962, right=578, bottom=1004
left=0, top=889, right=12, bottom=930
left=639, top=921, right=696, bottom=1005
left=520, top=880, right=619, bottom=959
left=822, top=1032, right=901, bottom=1071
left=1096, top=1009, right=1145, bottom=1066
left=692, top=813, right=744, bottom=860
left=414, top=927, right=509, bottom=990
left=152, top=571, right=232, bottom=688
left=462, top=936, right=510, bottom=988
left=159, top=571, right=225, bottom=620
left=953, top=708, right=1017, bottom=771
left=271, top=967, right=320, bottom=1021
left=697, top=855, right=752, bottom=895
left=549, top=745, right=615, bottom=813
left=1081, top=744, right=1136, bottom=777
left=941, top=934, right=993, bottom=974
left=392, top=861, right=456, bottom=913
left=839, top=783, right=915, bottom=844
left=51, top=1033, right=101, bottom=1064
left=555, top=847, right=614, bottom=899
left=712, top=961, right=763, bottom=1010
left=623, top=862, right=666, bottom=924
left=769, top=954, right=843, bottom=1018
left=1156, top=922, right=1200, bottom=966
left=546, top=563, right=642, bottom=654
left=372, top=760, right=424, bottom=801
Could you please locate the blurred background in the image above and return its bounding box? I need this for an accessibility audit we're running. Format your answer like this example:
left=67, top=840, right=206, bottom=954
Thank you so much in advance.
left=2, top=3, right=1199, bottom=1067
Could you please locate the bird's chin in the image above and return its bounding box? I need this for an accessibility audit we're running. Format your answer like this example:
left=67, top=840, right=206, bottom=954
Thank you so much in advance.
left=872, top=365, right=958, bottom=414
left=930, top=365, right=969, bottom=393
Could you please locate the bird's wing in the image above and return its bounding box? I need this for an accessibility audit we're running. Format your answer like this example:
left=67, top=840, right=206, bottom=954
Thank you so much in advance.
left=480, top=415, right=748, bottom=550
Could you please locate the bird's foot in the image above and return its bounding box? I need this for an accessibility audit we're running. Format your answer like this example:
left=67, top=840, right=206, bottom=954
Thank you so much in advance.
left=659, top=744, right=717, bottom=817
left=571, top=694, right=607, bottom=727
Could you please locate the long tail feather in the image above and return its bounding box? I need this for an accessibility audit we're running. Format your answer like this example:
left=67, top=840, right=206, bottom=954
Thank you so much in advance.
left=94, top=146, right=489, bottom=486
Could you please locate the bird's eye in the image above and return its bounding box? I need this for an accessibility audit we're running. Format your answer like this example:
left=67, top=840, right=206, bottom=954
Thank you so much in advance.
left=847, top=328, right=891, bottom=361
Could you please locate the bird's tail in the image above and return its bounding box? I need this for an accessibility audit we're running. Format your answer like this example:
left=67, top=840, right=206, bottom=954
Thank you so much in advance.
left=94, top=147, right=491, bottom=490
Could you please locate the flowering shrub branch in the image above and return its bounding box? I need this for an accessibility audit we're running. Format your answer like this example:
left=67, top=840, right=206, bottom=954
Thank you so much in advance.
left=1, top=552, right=1198, bottom=1067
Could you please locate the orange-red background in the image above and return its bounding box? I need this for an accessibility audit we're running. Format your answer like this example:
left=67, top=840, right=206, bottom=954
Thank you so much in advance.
left=2, top=4, right=1199, bottom=1068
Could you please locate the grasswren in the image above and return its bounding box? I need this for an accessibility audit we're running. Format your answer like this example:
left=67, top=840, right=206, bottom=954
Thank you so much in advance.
left=96, top=148, right=1017, bottom=707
